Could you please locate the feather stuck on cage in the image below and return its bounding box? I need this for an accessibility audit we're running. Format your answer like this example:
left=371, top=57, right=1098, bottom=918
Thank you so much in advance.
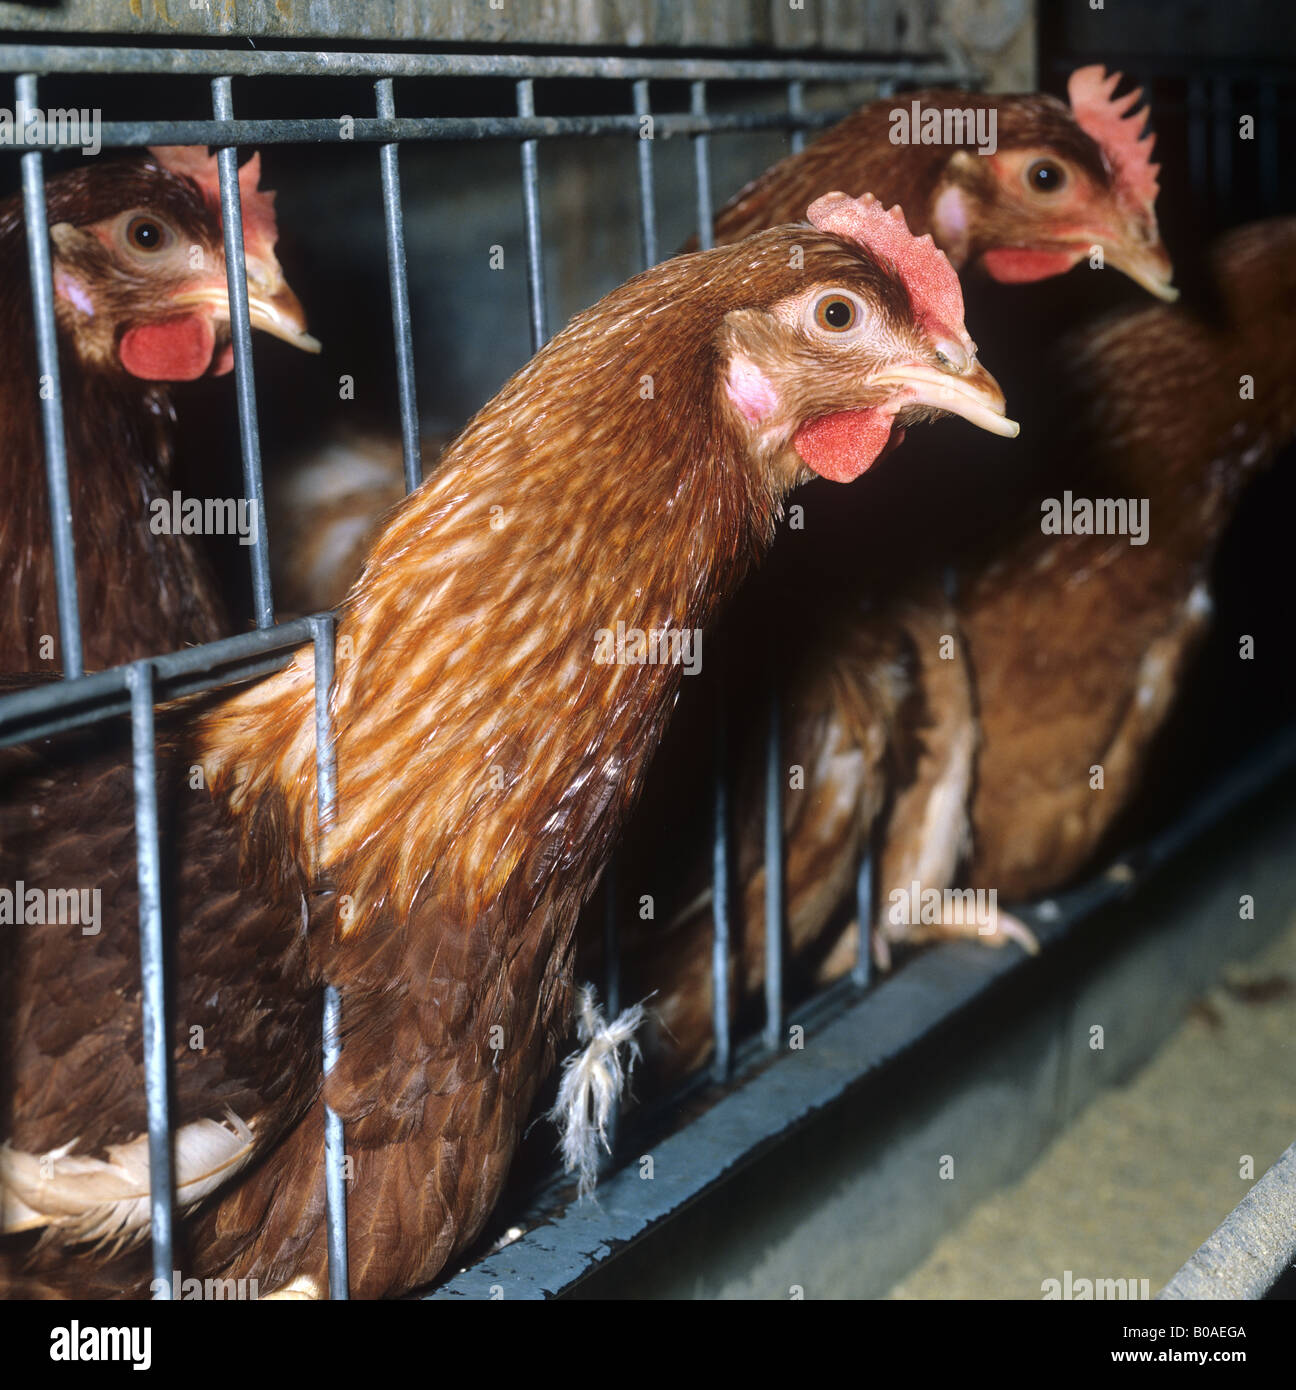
left=2, top=192, right=1018, bottom=1299
left=0, top=146, right=318, bottom=672
left=548, top=985, right=647, bottom=1200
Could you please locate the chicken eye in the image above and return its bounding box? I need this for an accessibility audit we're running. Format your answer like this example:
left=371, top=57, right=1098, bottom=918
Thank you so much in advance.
left=813, top=295, right=859, bottom=332
left=126, top=216, right=167, bottom=252
left=1025, top=159, right=1067, bottom=194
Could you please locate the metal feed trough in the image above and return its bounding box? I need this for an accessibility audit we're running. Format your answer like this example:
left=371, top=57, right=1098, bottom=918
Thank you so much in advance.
left=0, top=30, right=1292, bottom=1301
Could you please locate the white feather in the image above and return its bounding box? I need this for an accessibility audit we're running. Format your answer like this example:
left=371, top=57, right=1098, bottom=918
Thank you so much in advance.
left=548, top=985, right=648, bottom=1200
left=1, top=1111, right=256, bottom=1251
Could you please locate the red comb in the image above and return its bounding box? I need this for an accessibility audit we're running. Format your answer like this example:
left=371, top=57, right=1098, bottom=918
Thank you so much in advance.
left=148, top=146, right=280, bottom=256
left=1067, top=66, right=1161, bottom=217
left=806, top=191, right=966, bottom=340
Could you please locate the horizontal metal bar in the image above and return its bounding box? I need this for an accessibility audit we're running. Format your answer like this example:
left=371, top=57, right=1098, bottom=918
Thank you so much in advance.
left=0, top=109, right=861, bottom=154
left=430, top=720, right=1296, bottom=1298
left=1159, top=1140, right=1296, bottom=1300
left=0, top=44, right=971, bottom=84
left=0, top=618, right=318, bottom=747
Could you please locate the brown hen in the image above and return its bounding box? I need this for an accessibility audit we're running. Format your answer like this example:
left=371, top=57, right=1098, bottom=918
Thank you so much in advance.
left=0, top=146, right=318, bottom=672
left=1, top=193, right=1015, bottom=1297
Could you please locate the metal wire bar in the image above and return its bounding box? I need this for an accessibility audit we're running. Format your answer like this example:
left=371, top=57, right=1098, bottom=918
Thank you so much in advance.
left=0, top=618, right=318, bottom=748
left=375, top=79, right=423, bottom=494
left=711, top=678, right=732, bottom=1085
left=126, top=661, right=174, bottom=1296
left=310, top=617, right=349, bottom=1300
left=599, top=850, right=623, bottom=1171
left=1160, top=1139, right=1296, bottom=1299
left=853, top=850, right=873, bottom=989
left=17, top=73, right=82, bottom=680
left=434, top=723, right=1296, bottom=1297
left=633, top=80, right=658, bottom=269
left=34, top=110, right=862, bottom=152
left=691, top=81, right=715, bottom=251
left=516, top=79, right=549, bottom=352
left=786, top=80, right=807, bottom=154
left=0, top=45, right=970, bottom=84
left=322, top=986, right=348, bottom=1297
left=763, top=687, right=784, bottom=1052
left=211, top=77, right=274, bottom=629
left=602, top=859, right=621, bottom=1020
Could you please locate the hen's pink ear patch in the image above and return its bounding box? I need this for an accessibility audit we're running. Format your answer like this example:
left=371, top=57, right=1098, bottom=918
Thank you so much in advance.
left=1067, top=66, right=1161, bottom=218
left=148, top=145, right=281, bottom=260
left=725, top=353, right=780, bottom=423
left=793, top=408, right=894, bottom=483
left=119, top=314, right=216, bottom=381
left=806, top=191, right=966, bottom=341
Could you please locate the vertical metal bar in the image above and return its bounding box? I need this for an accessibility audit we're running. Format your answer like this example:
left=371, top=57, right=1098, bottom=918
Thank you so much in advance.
left=516, top=79, right=549, bottom=353
left=633, top=79, right=658, bottom=268
left=602, top=857, right=621, bottom=1020
left=322, top=985, right=347, bottom=1297
left=211, top=76, right=273, bottom=629
left=18, top=73, right=82, bottom=680
left=711, top=674, right=731, bottom=1084
left=1211, top=77, right=1232, bottom=219
left=763, top=687, right=783, bottom=1053
left=852, top=849, right=873, bottom=989
left=311, top=614, right=348, bottom=1300
left=786, top=79, right=807, bottom=154
left=126, top=661, right=173, bottom=1295
left=690, top=81, right=714, bottom=251
left=600, top=853, right=621, bottom=1171
left=375, top=79, right=423, bottom=495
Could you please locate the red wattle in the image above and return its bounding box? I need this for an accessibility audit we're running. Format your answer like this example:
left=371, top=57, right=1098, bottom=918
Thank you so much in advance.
left=981, top=247, right=1081, bottom=284
left=793, top=408, right=894, bottom=483
left=119, top=315, right=216, bottom=381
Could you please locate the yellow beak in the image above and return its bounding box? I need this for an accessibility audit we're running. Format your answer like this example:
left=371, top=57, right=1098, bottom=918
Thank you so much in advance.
left=870, top=359, right=1020, bottom=439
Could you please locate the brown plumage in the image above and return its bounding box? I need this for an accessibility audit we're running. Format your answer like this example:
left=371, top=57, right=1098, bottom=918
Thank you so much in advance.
left=558, top=72, right=1183, bottom=1091
left=614, top=218, right=1296, bottom=1093
left=962, top=217, right=1296, bottom=897
left=0, top=147, right=317, bottom=673
left=1, top=195, right=1016, bottom=1297
left=269, top=70, right=1176, bottom=625
left=706, top=68, right=1176, bottom=301
left=268, top=431, right=417, bottom=617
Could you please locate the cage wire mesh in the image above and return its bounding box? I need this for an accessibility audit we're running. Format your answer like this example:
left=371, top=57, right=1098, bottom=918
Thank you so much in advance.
left=0, top=37, right=981, bottom=1299
left=2, top=29, right=1294, bottom=1303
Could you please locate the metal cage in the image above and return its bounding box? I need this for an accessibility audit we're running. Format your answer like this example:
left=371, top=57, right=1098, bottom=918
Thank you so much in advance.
left=2, top=32, right=1294, bottom=1303
left=0, top=38, right=981, bottom=1299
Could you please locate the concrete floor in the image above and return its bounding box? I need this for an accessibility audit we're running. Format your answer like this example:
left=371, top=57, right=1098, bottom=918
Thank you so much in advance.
left=888, top=911, right=1296, bottom=1299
